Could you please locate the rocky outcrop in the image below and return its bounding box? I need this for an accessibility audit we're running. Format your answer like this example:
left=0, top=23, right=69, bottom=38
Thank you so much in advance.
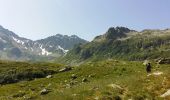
left=157, top=58, right=170, bottom=64
left=59, top=67, right=72, bottom=72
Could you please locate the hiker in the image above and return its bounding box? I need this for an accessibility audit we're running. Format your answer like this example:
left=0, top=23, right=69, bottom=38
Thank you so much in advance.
left=146, top=63, right=151, bottom=73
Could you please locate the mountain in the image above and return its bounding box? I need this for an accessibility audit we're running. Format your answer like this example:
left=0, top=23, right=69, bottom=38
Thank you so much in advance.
left=61, top=27, right=170, bottom=63
left=0, top=25, right=87, bottom=61
left=36, top=34, right=87, bottom=54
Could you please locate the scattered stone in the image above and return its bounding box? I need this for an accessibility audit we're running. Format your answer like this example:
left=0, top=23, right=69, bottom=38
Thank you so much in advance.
left=90, top=86, right=99, bottom=91
left=114, top=60, right=118, bottom=62
left=69, top=81, right=76, bottom=86
left=71, top=74, right=77, bottom=80
left=88, top=74, right=95, bottom=78
left=94, top=96, right=99, bottom=100
left=46, top=75, right=52, bottom=78
left=72, top=94, right=79, bottom=96
left=40, top=88, right=50, bottom=95
left=64, top=80, right=67, bottom=83
left=82, top=78, right=88, bottom=82
left=59, top=67, right=72, bottom=72
left=65, top=84, right=71, bottom=88
left=160, top=89, right=170, bottom=97
left=147, top=74, right=152, bottom=77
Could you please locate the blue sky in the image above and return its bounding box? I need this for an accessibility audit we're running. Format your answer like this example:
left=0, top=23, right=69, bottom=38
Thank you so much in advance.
left=0, top=0, right=170, bottom=41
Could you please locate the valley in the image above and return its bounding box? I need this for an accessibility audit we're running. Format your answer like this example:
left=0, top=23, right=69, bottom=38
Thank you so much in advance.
left=0, top=26, right=170, bottom=100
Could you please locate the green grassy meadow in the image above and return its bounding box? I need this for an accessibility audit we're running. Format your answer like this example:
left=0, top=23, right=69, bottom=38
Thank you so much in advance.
left=0, top=59, right=170, bottom=100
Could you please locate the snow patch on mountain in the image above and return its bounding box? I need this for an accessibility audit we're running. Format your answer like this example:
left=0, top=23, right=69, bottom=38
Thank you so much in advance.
left=12, top=37, right=25, bottom=45
left=58, top=45, right=69, bottom=54
left=40, top=45, right=52, bottom=56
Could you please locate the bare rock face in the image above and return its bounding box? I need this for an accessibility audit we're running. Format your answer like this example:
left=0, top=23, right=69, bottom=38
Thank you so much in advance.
left=105, top=27, right=131, bottom=40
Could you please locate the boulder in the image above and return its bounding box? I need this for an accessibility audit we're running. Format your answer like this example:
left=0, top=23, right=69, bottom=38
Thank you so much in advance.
left=157, top=58, right=170, bottom=64
left=88, top=74, right=95, bottom=78
left=71, top=74, right=77, bottom=80
left=82, top=78, right=88, bottom=82
left=40, top=89, right=50, bottom=95
left=46, top=75, right=52, bottom=78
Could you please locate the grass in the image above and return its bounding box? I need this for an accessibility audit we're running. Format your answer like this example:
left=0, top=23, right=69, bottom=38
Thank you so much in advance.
left=0, top=59, right=170, bottom=100
left=0, top=60, right=65, bottom=84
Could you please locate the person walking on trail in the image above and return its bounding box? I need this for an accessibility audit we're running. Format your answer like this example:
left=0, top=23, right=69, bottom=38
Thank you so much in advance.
left=146, top=63, right=151, bottom=73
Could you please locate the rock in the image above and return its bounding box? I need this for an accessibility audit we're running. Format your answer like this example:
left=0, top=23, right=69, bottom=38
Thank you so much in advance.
left=90, top=86, right=99, bottom=91
left=40, top=89, right=50, bottom=95
left=82, top=78, right=88, bottom=82
left=64, top=80, right=67, bottom=83
left=69, top=81, right=77, bottom=86
left=88, top=74, right=95, bottom=78
left=71, top=74, right=77, bottom=80
left=94, top=96, right=99, bottom=100
left=160, top=89, right=170, bottom=97
left=147, top=71, right=163, bottom=76
left=59, top=67, right=72, bottom=72
left=46, top=75, right=52, bottom=78
left=152, top=71, right=163, bottom=76
left=65, top=84, right=71, bottom=88
left=72, top=94, right=79, bottom=96
left=107, top=84, right=123, bottom=90
left=157, top=58, right=170, bottom=64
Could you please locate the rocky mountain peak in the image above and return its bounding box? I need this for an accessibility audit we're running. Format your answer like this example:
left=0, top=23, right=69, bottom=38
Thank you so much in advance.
left=105, top=26, right=131, bottom=39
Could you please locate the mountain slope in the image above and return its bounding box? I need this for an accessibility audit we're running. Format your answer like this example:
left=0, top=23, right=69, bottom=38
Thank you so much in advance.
left=36, top=34, right=87, bottom=54
left=0, top=25, right=87, bottom=61
left=62, top=27, right=170, bottom=63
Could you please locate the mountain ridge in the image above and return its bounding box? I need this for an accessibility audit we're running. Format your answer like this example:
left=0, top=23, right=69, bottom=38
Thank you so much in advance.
left=0, top=25, right=88, bottom=61
left=60, top=26, right=170, bottom=64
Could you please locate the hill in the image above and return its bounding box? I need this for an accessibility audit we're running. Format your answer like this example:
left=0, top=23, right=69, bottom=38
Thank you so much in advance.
left=61, top=27, right=170, bottom=64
